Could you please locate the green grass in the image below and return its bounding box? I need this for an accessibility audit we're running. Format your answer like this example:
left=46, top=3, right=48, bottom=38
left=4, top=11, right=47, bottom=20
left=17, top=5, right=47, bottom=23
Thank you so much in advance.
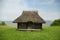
left=0, top=25, right=60, bottom=40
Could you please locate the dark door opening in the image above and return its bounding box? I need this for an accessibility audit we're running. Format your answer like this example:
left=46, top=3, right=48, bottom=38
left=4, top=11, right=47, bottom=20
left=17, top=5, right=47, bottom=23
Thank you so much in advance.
left=27, top=21, right=33, bottom=29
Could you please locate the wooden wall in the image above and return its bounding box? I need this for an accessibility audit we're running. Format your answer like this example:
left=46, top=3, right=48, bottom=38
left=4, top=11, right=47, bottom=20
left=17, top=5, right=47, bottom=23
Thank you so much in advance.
left=17, top=22, right=42, bottom=29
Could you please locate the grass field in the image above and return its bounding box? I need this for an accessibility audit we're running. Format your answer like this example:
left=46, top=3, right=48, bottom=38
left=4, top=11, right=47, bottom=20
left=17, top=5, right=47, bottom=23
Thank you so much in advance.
left=0, top=25, right=60, bottom=40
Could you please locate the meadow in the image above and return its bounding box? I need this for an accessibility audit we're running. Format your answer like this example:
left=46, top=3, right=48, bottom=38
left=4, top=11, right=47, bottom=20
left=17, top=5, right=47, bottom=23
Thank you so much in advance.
left=0, top=25, right=60, bottom=40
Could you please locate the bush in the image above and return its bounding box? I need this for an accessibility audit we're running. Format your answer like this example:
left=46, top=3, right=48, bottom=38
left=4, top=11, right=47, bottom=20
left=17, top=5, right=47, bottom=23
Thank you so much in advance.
left=0, top=21, right=6, bottom=25
left=51, top=19, right=60, bottom=26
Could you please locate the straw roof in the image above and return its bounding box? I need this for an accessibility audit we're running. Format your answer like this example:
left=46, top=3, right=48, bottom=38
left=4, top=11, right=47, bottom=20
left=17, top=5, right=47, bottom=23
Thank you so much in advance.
left=13, top=11, right=45, bottom=23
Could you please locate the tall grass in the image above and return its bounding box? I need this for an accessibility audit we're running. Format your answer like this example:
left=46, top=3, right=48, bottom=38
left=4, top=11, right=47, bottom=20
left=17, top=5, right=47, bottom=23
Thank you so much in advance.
left=0, top=25, right=60, bottom=40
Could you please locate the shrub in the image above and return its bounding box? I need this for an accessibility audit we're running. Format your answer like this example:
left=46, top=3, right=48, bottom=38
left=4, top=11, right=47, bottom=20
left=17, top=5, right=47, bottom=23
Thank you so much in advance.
left=0, top=21, right=6, bottom=25
left=51, top=19, right=60, bottom=26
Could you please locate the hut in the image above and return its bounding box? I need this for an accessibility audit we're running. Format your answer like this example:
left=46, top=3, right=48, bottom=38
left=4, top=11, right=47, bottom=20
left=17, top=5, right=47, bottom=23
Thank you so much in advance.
left=13, top=11, right=45, bottom=30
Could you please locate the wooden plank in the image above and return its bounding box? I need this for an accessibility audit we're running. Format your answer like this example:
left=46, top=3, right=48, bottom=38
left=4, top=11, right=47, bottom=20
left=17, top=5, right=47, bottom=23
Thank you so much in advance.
left=18, top=29, right=41, bottom=31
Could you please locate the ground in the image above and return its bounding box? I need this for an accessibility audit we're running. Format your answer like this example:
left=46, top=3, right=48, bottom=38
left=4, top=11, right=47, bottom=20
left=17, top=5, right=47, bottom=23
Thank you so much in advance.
left=0, top=25, right=60, bottom=40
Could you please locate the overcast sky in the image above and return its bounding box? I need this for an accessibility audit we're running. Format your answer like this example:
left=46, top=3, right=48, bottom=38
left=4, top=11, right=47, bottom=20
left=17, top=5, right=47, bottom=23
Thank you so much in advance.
left=0, top=0, right=60, bottom=21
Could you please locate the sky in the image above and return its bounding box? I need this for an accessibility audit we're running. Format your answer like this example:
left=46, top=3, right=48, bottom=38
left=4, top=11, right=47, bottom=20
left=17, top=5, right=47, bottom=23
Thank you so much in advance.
left=0, top=0, right=60, bottom=21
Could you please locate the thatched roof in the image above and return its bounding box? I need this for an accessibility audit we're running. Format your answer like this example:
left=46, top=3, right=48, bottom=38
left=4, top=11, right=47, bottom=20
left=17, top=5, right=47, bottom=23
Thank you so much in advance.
left=13, top=11, right=45, bottom=23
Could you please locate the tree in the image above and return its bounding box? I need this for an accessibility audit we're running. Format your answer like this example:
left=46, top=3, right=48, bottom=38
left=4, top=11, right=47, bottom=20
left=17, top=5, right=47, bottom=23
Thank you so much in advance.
left=0, top=21, right=6, bottom=25
left=51, top=19, right=60, bottom=26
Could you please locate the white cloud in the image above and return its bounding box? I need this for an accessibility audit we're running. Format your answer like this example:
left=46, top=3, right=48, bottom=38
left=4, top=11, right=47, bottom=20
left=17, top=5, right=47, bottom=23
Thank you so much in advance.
left=1, top=0, right=29, bottom=21
left=1, top=0, right=60, bottom=21
left=30, top=0, right=55, bottom=5
left=46, top=0, right=54, bottom=3
left=38, top=9, right=60, bottom=21
left=40, top=0, right=57, bottom=5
